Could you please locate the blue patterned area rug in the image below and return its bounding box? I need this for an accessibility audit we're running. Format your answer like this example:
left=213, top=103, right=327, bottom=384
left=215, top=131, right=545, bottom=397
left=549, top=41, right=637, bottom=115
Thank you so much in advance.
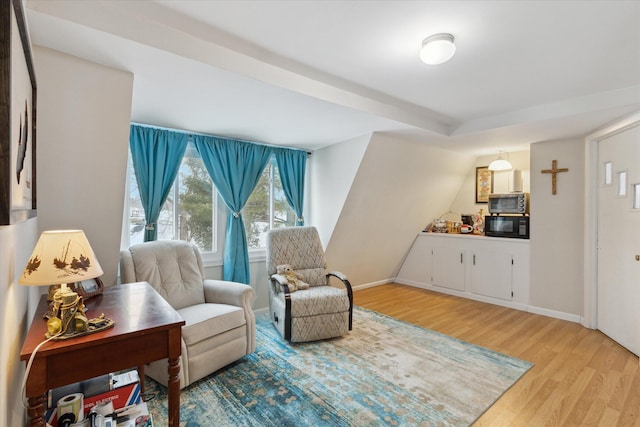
left=146, top=307, right=532, bottom=426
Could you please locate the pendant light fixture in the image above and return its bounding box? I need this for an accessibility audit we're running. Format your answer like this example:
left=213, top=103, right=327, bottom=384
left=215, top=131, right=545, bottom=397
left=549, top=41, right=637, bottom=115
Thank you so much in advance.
left=420, top=33, right=456, bottom=65
left=488, top=152, right=513, bottom=171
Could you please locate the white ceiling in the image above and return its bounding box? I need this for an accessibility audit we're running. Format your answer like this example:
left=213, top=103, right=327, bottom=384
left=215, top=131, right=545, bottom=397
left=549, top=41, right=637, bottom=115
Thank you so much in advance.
left=24, top=0, right=640, bottom=154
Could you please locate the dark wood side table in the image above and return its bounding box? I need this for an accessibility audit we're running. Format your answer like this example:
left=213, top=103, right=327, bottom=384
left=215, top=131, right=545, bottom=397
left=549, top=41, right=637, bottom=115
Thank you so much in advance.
left=20, top=281, right=185, bottom=427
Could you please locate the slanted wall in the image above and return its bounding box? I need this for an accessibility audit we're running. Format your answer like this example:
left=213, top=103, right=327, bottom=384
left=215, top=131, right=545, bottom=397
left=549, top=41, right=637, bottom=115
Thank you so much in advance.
left=309, top=133, right=371, bottom=247
left=314, top=133, right=474, bottom=286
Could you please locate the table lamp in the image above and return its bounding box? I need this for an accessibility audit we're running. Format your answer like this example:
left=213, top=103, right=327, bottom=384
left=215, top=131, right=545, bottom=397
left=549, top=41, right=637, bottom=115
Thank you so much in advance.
left=20, top=230, right=104, bottom=339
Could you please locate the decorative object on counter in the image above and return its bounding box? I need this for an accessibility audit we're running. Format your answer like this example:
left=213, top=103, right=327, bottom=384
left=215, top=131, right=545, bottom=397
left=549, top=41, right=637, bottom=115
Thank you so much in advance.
left=541, top=160, right=569, bottom=195
left=475, top=166, right=494, bottom=203
left=472, top=209, right=485, bottom=234
left=430, top=211, right=462, bottom=233
left=19, top=229, right=112, bottom=339
left=460, top=224, right=474, bottom=234
left=430, top=218, right=448, bottom=233
left=460, top=214, right=474, bottom=233
left=488, top=151, right=513, bottom=171
left=447, top=221, right=462, bottom=234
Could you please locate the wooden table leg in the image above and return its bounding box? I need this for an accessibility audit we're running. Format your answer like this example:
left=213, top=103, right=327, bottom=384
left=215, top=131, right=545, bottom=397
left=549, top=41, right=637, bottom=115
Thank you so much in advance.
left=167, top=356, right=181, bottom=427
left=26, top=393, right=47, bottom=427
left=137, top=364, right=146, bottom=394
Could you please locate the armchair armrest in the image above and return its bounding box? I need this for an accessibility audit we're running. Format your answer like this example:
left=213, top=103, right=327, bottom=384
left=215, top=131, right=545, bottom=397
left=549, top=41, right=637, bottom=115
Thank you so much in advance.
left=119, top=250, right=136, bottom=284
left=203, top=279, right=254, bottom=308
left=327, top=271, right=353, bottom=331
left=270, top=274, right=293, bottom=294
left=327, top=270, right=348, bottom=282
left=327, top=271, right=353, bottom=293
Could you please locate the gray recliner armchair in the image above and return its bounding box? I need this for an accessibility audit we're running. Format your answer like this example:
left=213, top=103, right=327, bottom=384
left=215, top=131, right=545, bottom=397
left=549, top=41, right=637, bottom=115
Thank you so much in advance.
left=120, top=240, right=255, bottom=389
left=266, top=226, right=353, bottom=342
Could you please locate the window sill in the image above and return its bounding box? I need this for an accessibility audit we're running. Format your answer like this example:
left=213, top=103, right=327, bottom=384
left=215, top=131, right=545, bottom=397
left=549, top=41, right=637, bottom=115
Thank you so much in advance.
left=248, top=248, right=266, bottom=263
left=201, top=252, right=223, bottom=268
left=200, top=248, right=266, bottom=268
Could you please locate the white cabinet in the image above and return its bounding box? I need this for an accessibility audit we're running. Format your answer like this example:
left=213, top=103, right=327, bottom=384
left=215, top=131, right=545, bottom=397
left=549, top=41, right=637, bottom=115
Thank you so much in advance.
left=469, top=250, right=513, bottom=300
left=396, top=233, right=529, bottom=308
left=432, top=247, right=465, bottom=291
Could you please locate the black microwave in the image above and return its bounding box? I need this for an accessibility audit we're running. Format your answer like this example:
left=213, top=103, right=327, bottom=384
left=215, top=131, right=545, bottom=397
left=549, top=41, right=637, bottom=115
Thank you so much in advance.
left=484, top=215, right=530, bottom=239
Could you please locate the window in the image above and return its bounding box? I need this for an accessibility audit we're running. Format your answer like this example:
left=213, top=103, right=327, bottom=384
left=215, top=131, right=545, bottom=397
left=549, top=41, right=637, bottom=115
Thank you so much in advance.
left=617, top=170, right=627, bottom=197
left=603, top=161, right=612, bottom=185
left=126, top=142, right=216, bottom=252
left=243, top=157, right=296, bottom=249
left=125, top=148, right=297, bottom=257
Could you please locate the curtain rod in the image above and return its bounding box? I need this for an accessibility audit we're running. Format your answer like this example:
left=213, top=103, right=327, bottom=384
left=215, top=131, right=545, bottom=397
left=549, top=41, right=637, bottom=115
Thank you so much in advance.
left=186, top=134, right=311, bottom=156
left=131, top=122, right=311, bottom=155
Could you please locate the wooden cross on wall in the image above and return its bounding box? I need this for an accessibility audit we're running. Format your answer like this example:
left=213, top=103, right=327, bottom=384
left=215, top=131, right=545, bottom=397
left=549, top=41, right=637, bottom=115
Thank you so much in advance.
left=541, top=160, right=569, bottom=195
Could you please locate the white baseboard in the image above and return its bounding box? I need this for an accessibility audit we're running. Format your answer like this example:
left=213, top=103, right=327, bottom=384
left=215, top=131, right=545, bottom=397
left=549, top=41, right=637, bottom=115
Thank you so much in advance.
left=527, top=305, right=582, bottom=323
left=351, top=278, right=394, bottom=291
left=395, top=279, right=581, bottom=324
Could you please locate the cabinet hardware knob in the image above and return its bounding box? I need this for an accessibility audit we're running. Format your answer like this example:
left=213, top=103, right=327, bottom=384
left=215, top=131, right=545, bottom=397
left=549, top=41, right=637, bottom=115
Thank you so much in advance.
left=636, top=255, right=640, bottom=261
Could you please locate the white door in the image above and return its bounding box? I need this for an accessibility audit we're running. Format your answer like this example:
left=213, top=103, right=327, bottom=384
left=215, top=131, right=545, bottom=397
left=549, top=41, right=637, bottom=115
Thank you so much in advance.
left=597, top=124, right=640, bottom=356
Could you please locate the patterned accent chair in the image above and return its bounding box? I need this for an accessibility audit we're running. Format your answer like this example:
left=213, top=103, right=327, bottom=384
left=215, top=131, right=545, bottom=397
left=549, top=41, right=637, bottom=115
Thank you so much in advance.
left=266, top=226, right=353, bottom=342
left=120, top=240, right=255, bottom=389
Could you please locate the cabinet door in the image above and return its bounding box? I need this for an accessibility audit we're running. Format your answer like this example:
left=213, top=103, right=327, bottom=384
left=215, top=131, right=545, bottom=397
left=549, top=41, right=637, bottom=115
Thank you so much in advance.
left=396, top=236, right=432, bottom=285
left=432, top=247, right=465, bottom=291
left=470, top=251, right=513, bottom=300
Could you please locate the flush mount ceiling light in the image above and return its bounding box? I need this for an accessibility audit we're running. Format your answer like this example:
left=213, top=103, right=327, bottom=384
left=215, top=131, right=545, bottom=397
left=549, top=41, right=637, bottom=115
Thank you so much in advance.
left=488, top=152, right=513, bottom=171
left=420, top=33, right=456, bottom=65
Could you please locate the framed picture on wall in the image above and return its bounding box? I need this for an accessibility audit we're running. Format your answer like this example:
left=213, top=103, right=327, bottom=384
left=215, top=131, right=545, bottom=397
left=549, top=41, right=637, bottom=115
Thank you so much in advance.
left=1, top=0, right=37, bottom=225
left=475, top=166, right=493, bottom=204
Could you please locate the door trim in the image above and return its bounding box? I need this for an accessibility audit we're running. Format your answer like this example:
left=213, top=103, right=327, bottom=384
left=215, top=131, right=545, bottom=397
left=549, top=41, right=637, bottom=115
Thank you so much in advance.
left=583, top=110, right=640, bottom=329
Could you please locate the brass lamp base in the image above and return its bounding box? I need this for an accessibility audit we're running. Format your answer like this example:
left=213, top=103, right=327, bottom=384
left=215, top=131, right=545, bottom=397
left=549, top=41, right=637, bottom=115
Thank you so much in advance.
left=50, top=316, right=115, bottom=341
left=45, top=286, right=115, bottom=340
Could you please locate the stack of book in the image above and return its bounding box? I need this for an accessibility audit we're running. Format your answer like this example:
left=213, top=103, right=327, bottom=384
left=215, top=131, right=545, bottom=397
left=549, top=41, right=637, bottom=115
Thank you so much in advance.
left=45, top=370, right=152, bottom=426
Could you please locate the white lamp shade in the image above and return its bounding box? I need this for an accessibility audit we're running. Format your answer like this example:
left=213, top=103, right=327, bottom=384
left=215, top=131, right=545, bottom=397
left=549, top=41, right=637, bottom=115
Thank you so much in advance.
left=20, top=230, right=103, bottom=286
left=420, top=33, right=456, bottom=65
left=488, top=158, right=513, bottom=171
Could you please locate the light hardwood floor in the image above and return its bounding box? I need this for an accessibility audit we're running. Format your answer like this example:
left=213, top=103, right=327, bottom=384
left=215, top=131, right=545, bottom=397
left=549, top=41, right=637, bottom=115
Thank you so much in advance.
left=353, top=284, right=640, bottom=426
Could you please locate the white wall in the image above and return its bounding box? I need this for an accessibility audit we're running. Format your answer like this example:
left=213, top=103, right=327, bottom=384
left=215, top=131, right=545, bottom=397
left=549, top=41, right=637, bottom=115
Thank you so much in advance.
left=449, top=150, right=531, bottom=217
left=33, top=47, right=133, bottom=285
left=0, top=218, right=39, bottom=427
left=320, top=133, right=475, bottom=286
left=310, top=133, right=371, bottom=247
left=530, top=138, right=585, bottom=316
left=0, top=47, right=134, bottom=427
